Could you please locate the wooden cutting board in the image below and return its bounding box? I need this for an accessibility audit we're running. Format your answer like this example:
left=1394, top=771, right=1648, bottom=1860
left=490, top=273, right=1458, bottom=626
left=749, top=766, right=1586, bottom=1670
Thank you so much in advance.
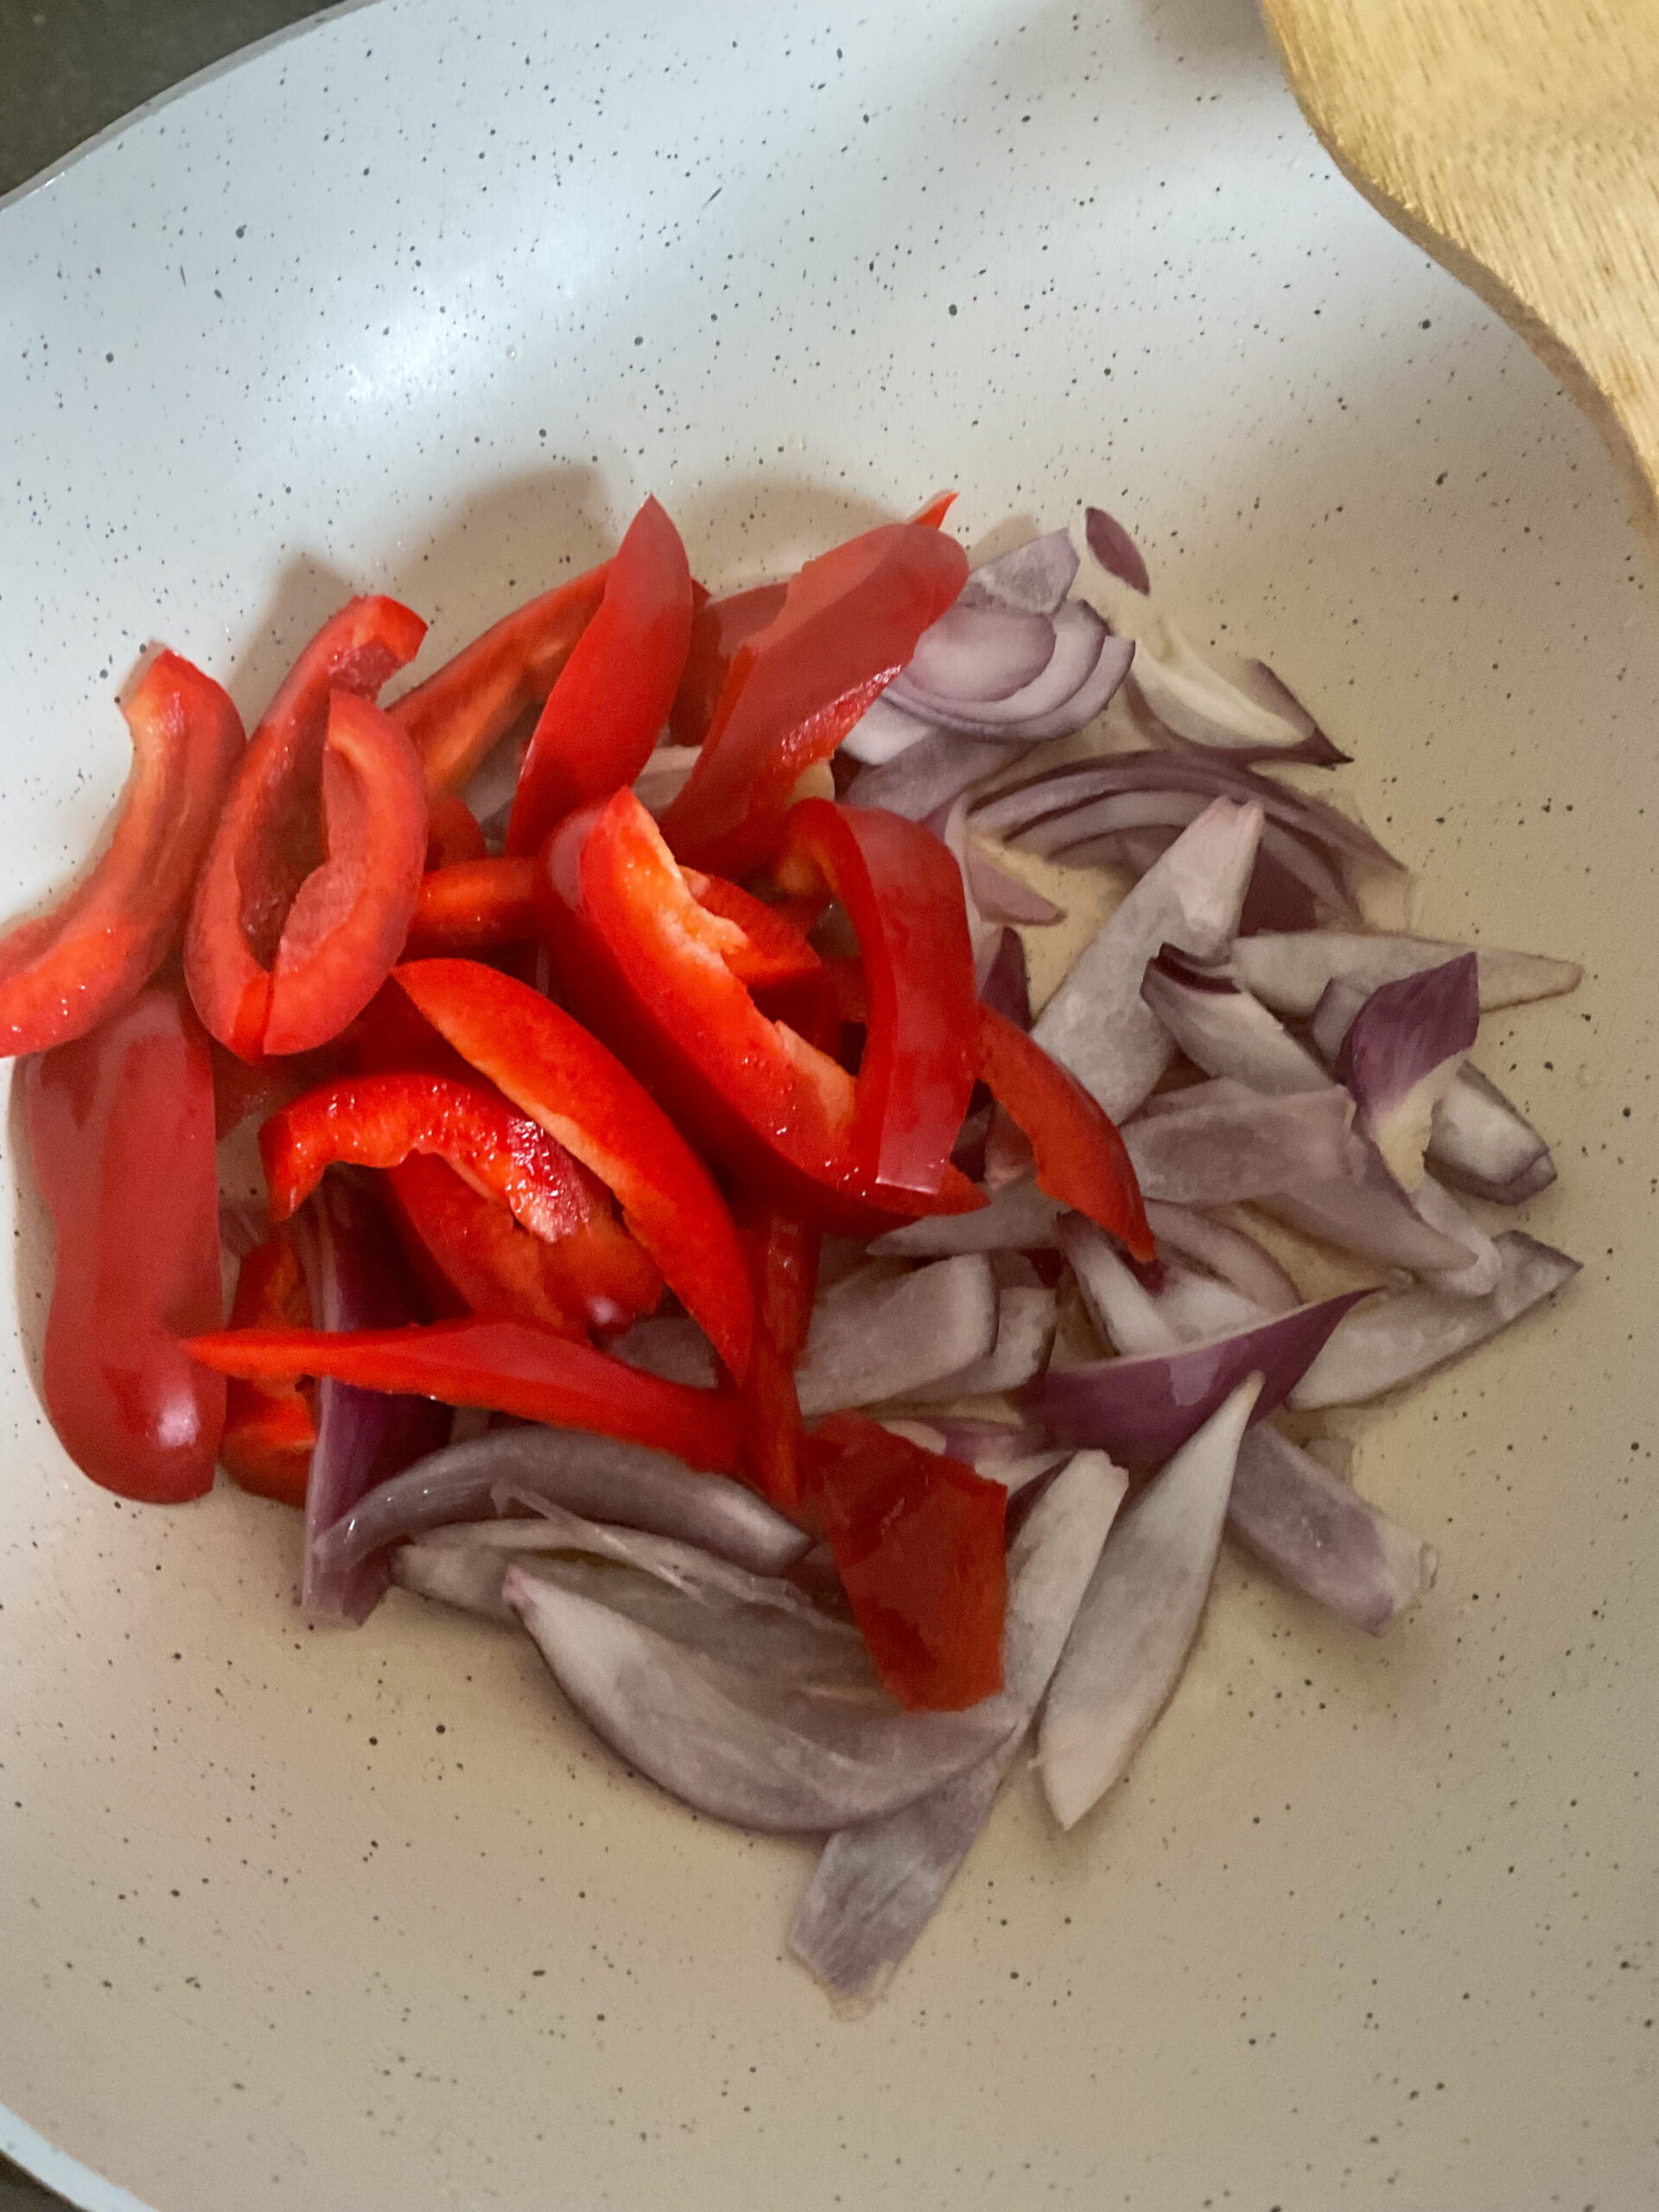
left=1260, top=0, right=1659, bottom=551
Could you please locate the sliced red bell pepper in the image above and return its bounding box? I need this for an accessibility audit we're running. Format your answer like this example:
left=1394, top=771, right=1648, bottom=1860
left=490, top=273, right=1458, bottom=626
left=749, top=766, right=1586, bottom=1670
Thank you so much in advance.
left=385, top=1153, right=662, bottom=1337
left=392, top=957, right=753, bottom=1378
left=187, top=1318, right=742, bottom=1473
left=974, top=1003, right=1156, bottom=1262
left=389, top=562, right=610, bottom=794
left=667, top=582, right=785, bottom=750
left=209, top=1039, right=341, bottom=1139
left=908, top=490, right=957, bottom=529
left=729, top=1192, right=819, bottom=1510
left=680, top=869, right=821, bottom=989
left=23, top=986, right=225, bottom=1502
left=803, top=1413, right=1007, bottom=1711
left=403, top=856, right=539, bottom=958
left=506, top=499, right=694, bottom=855
left=185, top=596, right=426, bottom=1059
left=425, top=792, right=488, bottom=868
left=219, top=1222, right=316, bottom=1508
left=537, top=789, right=986, bottom=1236
left=261, top=1071, right=594, bottom=1243
left=772, top=798, right=977, bottom=1200
left=658, top=523, right=969, bottom=877
left=0, top=651, right=245, bottom=1058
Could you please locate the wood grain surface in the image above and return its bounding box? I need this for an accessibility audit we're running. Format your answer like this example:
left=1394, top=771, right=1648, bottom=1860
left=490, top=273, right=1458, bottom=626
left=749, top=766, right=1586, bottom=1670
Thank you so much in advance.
left=1261, top=0, right=1659, bottom=550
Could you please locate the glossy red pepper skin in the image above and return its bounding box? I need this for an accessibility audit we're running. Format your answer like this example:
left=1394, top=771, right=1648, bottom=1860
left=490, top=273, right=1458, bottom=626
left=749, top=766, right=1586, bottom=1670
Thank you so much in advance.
left=219, top=1223, right=316, bottom=1508
left=773, top=798, right=977, bottom=1201
left=24, top=987, right=225, bottom=1502
left=506, top=499, right=694, bottom=854
left=729, top=1193, right=819, bottom=1510
left=393, top=958, right=753, bottom=1379
left=0, top=652, right=245, bottom=1058
left=974, top=1004, right=1156, bottom=1262
left=537, top=789, right=986, bottom=1236
left=390, top=563, right=610, bottom=795
left=188, top=1319, right=743, bottom=1473
left=403, top=857, right=539, bottom=958
left=680, top=871, right=821, bottom=990
left=667, top=582, right=785, bottom=750
left=803, top=1414, right=1007, bottom=1711
left=261, top=1072, right=593, bottom=1243
left=424, top=792, right=488, bottom=868
left=659, top=524, right=969, bottom=877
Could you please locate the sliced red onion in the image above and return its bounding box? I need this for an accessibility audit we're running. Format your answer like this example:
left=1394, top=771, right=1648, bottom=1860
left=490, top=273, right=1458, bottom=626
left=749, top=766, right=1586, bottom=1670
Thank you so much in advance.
left=965, top=845, right=1065, bottom=927
left=842, top=730, right=1012, bottom=814
left=1141, top=1200, right=1300, bottom=1313
left=1140, top=950, right=1331, bottom=1094
left=1039, top=1376, right=1260, bottom=1828
left=1227, top=1426, right=1436, bottom=1635
left=632, top=743, right=702, bottom=820
left=503, top=1570, right=1016, bottom=1833
left=1022, top=1289, right=1367, bottom=1467
left=918, top=1418, right=1068, bottom=1491
left=795, top=1255, right=999, bottom=1417
left=1059, top=1214, right=1266, bottom=1351
left=899, top=1286, right=1058, bottom=1402
left=841, top=691, right=936, bottom=767
left=1083, top=506, right=1151, bottom=596
left=1335, top=955, right=1479, bottom=1191
left=868, top=1176, right=1060, bottom=1258
left=790, top=1449, right=1126, bottom=2007
left=973, top=750, right=1398, bottom=876
left=309, top=1426, right=810, bottom=1583
left=610, top=1315, right=719, bottom=1389
left=887, top=605, right=1132, bottom=741
left=1230, top=931, right=1582, bottom=1019
left=1287, top=1232, right=1580, bottom=1410
left=1030, top=798, right=1263, bottom=1121
left=925, top=792, right=998, bottom=972
left=296, top=1179, right=450, bottom=1621
left=1406, top=1172, right=1502, bottom=1298
left=1126, top=633, right=1349, bottom=767
left=1122, top=1080, right=1363, bottom=1206
left=961, top=529, right=1081, bottom=617
left=1429, top=1065, right=1556, bottom=1204
left=904, top=602, right=1058, bottom=703
left=1262, top=1163, right=1476, bottom=1276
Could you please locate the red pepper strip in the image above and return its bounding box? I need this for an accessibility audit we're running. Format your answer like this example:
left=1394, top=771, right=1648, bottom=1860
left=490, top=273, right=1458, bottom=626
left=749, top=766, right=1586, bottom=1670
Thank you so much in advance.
left=537, top=790, right=986, bottom=1236
left=0, top=652, right=245, bottom=1058
left=975, top=1002, right=1156, bottom=1262
left=393, top=958, right=753, bottom=1379
left=658, top=523, right=969, bottom=878
left=404, top=857, right=539, bottom=958
left=261, top=1071, right=594, bottom=1243
left=819, top=953, right=868, bottom=1027
left=187, top=1319, right=742, bottom=1472
left=219, top=1224, right=316, bottom=1509
left=667, top=582, right=786, bottom=750
left=736, top=1192, right=821, bottom=1366
left=184, top=597, right=426, bottom=1060
left=506, top=499, right=694, bottom=855
left=386, top=1154, right=661, bottom=1337
left=729, top=1192, right=819, bottom=1510
left=908, top=491, right=957, bottom=528
left=23, top=987, right=225, bottom=1502
left=346, top=977, right=477, bottom=1082
left=390, top=563, right=610, bottom=795
left=426, top=792, right=488, bottom=868
left=773, top=799, right=977, bottom=1200
left=803, top=1414, right=1007, bottom=1711
left=681, top=869, right=821, bottom=989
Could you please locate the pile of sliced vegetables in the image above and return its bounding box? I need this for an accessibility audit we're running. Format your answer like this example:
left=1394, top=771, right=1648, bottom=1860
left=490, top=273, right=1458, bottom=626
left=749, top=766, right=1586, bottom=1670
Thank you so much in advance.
left=0, top=491, right=1582, bottom=2010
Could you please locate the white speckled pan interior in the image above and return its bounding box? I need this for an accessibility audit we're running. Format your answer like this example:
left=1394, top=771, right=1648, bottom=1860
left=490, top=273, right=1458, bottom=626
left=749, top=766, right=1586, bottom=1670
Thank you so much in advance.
left=3, top=2, right=1656, bottom=2207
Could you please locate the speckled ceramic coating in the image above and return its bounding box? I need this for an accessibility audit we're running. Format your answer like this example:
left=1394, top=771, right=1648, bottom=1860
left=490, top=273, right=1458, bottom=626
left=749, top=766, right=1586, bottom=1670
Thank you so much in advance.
left=2, top=2, right=1656, bottom=2209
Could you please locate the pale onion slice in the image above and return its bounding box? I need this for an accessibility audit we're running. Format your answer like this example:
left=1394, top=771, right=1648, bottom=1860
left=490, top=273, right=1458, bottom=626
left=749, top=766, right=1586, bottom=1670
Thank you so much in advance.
left=868, top=1176, right=1062, bottom=1258
left=897, top=1285, right=1058, bottom=1402
left=1335, top=955, right=1479, bottom=1192
left=794, top=1254, right=1000, bottom=1416
left=1039, top=1376, right=1262, bottom=1829
left=1122, top=1079, right=1364, bottom=1206
left=1227, top=1426, right=1436, bottom=1635
left=1141, top=1200, right=1301, bottom=1313
left=959, top=528, right=1081, bottom=616
left=503, top=1571, right=1018, bottom=1833
left=790, top=1449, right=1128, bottom=2008
left=1060, top=1216, right=1263, bottom=1355
left=842, top=729, right=1012, bottom=817
left=1230, top=931, right=1582, bottom=1019
left=1140, top=951, right=1330, bottom=1094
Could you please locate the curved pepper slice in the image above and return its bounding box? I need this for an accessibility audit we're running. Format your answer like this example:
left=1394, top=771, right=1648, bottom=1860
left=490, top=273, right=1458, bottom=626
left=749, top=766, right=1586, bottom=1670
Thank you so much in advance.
left=24, top=987, right=225, bottom=1502
left=974, top=1003, right=1155, bottom=1261
left=390, top=563, right=609, bottom=794
left=385, top=1154, right=662, bottom=1338
left=0, top=652, right=245, bottom=1057
left=186, top=595, right=429, bottom=1058
left=219, top=1222, right=317, bottom=1508
left=187, top=1319, right=743, bottom=1473
left=658, top=523, right=969, bottom=877
left=537, top=789, right=985, bottom=1236
left=803, top=1413, right=1007, bottom=1711
left=261, top=1071, right=594, bottom=1243
left=425, top=792, right=488, bottom=868
left=404, top=856, right=539, bottom=958
left=393, top=958, right=753, bottom=1379
left=506, top=498, right=694, bottom=855
left=730, top=1192, right=820, bottom=1509
left=680, top=871, right=821, bottom=990
left=772, top=798, right=977, bottom=1200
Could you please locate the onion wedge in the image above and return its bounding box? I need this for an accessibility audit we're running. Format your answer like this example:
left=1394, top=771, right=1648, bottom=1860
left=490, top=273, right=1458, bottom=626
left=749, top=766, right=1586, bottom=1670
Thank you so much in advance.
left=795, top=1255, right=1000, bottom=1416
left=1227, top=1425, right=1436, bottom=1635
left=1230, top=931, right=1582, bottom=1018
